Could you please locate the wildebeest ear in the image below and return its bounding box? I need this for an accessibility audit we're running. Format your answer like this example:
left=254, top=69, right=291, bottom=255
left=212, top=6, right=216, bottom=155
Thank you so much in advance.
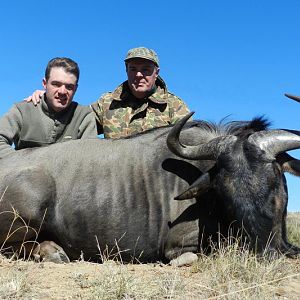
left=276, top=152, right=300, bottom=177
left=174, top=172, right=211, bottom=200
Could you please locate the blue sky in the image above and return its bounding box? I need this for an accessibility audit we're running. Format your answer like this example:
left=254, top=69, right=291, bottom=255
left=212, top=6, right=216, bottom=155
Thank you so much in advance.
left=0, top=1, right=300, bottom=210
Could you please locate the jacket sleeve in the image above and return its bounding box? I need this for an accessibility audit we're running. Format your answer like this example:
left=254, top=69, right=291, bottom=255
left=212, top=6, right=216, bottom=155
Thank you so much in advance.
left=0, top=104, right=22, bottom=158
left=78, top=111, right=99, bottom=139
left=90, top=98, right=104, bottom=135
left=169, top=96, right=191, bottom=124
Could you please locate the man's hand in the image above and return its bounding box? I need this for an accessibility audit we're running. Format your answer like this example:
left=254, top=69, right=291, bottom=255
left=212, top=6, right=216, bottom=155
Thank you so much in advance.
left=24, top=90, right=45, bottom=105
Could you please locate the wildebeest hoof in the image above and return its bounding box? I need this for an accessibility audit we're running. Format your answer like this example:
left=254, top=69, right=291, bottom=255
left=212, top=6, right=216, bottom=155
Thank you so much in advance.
left=33, top=241, right=70, bottom=263
left=169, top=252, right=198, bottom=267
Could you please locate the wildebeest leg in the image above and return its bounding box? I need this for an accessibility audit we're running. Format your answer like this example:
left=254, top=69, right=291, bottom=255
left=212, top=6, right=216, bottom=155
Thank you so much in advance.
left=32, top=241, right=70, bottom=263
left=164, top=213, right=199, bottom=267
left=0, top=167, right=67, bottom=261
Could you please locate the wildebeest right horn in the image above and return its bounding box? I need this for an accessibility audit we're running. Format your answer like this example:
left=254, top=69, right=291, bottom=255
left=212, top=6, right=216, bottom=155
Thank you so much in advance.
left=249, top=129, right=300, bottom=158
left=285, top=93, right=300, bottom=103
left=167, top=112, right=237, bottom=160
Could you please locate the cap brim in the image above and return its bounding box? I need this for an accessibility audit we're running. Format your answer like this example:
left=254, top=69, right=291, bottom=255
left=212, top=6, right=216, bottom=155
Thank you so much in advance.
left=124, top=56, right=158, bottom=66
left=284, top=93, right=300, bottom=103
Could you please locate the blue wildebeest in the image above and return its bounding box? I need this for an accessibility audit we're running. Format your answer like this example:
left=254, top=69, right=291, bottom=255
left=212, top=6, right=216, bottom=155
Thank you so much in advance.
left=0, top=112, right=299, bottom=265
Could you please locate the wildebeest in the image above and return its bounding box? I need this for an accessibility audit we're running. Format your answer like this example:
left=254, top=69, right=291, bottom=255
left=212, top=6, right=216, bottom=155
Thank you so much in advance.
left=0, top=112, right=299, bottom=265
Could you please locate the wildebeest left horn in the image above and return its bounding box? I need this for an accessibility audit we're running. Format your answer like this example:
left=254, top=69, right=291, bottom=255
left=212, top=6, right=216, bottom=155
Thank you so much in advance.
left=167, top=112, right=237, bottom=160
left=248, top=129, right=300, bottom=158
left=285, top=93, right=300, bottom=103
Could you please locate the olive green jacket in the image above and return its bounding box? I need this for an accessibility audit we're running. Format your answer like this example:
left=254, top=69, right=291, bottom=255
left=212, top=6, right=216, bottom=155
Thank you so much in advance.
left=0, top=95, right=97, bottom=159
left=91, top=77, right=190, bottom=138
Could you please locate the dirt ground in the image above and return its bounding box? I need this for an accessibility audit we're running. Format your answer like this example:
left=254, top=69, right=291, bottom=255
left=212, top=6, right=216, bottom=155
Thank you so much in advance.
left=1, top=256, right=300, bottom=300
left=1, top=258, right=198, bottom=299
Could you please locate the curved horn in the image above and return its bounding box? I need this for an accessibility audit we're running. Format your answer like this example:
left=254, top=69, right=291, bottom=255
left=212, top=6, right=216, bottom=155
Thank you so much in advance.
left=285, top=93, right=300, bottom=103
left=174, top=172, right=211, bottom=200
left=277, top=153, right=300, bottom=176
left=248, top=129, right=300, bottom=158
left=167, top=112, right=237, bottom=160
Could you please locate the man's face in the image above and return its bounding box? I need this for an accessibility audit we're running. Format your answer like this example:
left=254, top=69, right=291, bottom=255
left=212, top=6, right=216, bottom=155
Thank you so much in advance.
left=42, top=67, right=78, bottom=112
left=126, top=58, right=159, bottom=99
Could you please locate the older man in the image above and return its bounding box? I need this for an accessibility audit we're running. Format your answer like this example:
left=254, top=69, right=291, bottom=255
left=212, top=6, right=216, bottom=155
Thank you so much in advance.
left=91, top=47, right=190, bottom=138
left=26, top=47, right=190, bottom=138
left=0, top=57, right=97, bottom=158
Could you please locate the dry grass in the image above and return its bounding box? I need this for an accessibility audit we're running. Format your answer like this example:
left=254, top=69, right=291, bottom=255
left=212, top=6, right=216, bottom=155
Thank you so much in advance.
left=287, top=212, right=300, bottom=246
left=0, top=214, right=299, bottom=299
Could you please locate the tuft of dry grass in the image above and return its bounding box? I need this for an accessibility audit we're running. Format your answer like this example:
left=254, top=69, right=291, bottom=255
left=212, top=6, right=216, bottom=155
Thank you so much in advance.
left=190, top=244, right=299, bottom=299
left=0, top=255, right=31, bottom=298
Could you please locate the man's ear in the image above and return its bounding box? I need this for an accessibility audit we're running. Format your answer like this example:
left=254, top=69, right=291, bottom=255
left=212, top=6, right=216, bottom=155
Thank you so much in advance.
left=156, top=67, right=160, bottom=77
left=42, top=78, right=47, bottom=89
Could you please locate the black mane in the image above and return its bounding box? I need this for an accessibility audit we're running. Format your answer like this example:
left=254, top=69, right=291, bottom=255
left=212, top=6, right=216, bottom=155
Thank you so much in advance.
left=186, top=116, right=271, bottom=138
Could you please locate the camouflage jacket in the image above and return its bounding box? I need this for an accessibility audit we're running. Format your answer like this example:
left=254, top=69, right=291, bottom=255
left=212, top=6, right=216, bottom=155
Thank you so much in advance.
left=91, top=77, right=190, bottom=138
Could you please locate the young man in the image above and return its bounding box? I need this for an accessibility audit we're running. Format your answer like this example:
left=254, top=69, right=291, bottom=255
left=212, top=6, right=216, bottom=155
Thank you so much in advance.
left=26, top=48, right=190, bottom=138
left=91, top=47, right=190, bottom=138
left=0, top=57, right=97, bottom=158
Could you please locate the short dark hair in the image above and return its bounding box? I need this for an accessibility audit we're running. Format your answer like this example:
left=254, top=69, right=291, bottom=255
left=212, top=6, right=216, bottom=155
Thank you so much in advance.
left=45, top=57, right=80, bottom=83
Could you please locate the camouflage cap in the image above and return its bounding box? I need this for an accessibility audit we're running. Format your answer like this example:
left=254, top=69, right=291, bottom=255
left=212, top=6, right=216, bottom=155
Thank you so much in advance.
left=124, top=47, right=159, bottom=66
